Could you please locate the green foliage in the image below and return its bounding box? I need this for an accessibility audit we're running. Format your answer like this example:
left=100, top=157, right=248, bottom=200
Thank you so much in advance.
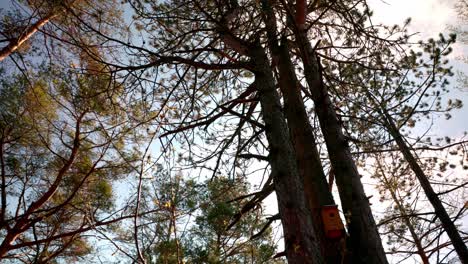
left=138, top=173, right=282, bottom=264
left=0, top=60, right=137, bottom=262
left=185, top=177, right=280, bottom=264
left=2, top=0, right=466, bottom=263
left=153, top=239, right=181, bottom=264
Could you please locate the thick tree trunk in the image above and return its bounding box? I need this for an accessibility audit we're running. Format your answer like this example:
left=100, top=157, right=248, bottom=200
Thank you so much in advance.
left=295, top=30, right=388, bottom=264
left=276, top=40, right=344, bottom=263
left=249, top=43, right=324, bottom=264
left=0, top=13, right=56, bottom=62
left=381, top=110, right=468, bottom=263
left=259, top=1, right=343, bottom=260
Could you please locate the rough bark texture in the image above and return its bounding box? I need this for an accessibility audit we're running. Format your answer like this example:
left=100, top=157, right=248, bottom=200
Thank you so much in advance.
left=249, top=43, right=324, bottom=264
left=295, top=0, right=307, bottom=29
left=260, top=2, right=343, bottom=260
left=295, top=30, right=388, bottom=264
left=277, top=40, right=344, bottom=263
left=382, top=111, right=468, bottom=263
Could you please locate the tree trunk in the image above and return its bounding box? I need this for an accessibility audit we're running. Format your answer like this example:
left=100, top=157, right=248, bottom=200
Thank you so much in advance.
left=295, top=30, right=388, bottom=264
left=259, top=1, right=343, bottom=260
left=276, top=39, right=344, bottom=263
left=0, top=13, right=57, bottom=62
left=381, top=110, right=468, bottom=263
left=249, top=43, right=324, bottom=264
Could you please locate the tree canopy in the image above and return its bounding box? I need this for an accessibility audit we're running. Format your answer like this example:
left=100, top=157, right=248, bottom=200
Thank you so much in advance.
left=0, top=0, right=467, bottom=263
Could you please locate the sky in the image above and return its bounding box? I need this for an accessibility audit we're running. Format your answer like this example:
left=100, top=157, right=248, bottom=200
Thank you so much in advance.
left=265, top=1, right=468, bottom=263
left=351, top=1, right=467, bottom=263
left=0, top=0, right=466, bottom=263
left=368, top=0, right=468, bottom=138
left=369, top=0, right=455, bottom=34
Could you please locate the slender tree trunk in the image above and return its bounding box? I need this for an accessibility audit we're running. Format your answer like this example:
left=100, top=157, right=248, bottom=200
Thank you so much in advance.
left=380, top=109, right=468, bottom=263
left=249, top=43, right=324, bottom=264
left=0, top=137, right=6, bottom=225
left=0, top=13, right=57, bottom=62
left=295, top=30, right=388, bottom=264
left=376, top=158, right=430, bottom=264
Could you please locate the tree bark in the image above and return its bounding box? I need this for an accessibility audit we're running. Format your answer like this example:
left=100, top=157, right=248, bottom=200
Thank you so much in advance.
left=276, top=39, right=344, bottom=263
left=381, top=109, right=468, bottom=263
left=0, top=13, right=57, bottom=62
left=249, top=43, right=324, bottom=264
left=259, top=1, right=343, bottom=260
left=295, top=30, right=388, bottom=264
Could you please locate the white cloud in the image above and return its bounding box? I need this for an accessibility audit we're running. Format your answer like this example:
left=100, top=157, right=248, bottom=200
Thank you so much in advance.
left=368, top=0, right=457, bottom=39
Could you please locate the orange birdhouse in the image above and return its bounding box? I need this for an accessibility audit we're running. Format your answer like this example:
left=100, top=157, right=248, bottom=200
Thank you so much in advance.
left=321, top=205, right=345, bottom=239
